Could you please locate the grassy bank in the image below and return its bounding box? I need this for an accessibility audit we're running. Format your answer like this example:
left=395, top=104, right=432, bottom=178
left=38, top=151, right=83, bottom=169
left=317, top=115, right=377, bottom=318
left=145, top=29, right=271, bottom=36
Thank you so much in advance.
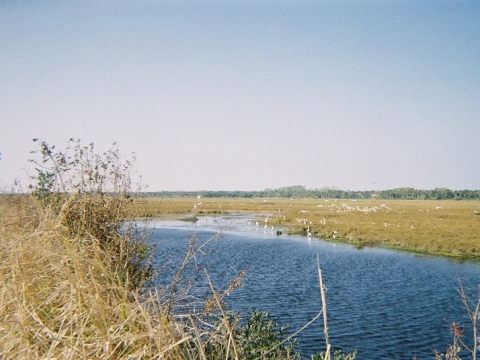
left=132, top=197, right=480, bottom=259
left=0, top=193, right=181, bottom=358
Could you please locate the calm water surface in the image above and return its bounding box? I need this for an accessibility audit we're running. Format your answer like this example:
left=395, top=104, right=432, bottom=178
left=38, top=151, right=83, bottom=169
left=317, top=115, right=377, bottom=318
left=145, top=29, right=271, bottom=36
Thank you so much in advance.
left=149, top=214, right=480, bottom=359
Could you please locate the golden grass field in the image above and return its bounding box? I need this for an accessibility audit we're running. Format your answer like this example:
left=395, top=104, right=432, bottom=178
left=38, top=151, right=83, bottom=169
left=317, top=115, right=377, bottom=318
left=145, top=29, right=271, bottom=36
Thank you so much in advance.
left=133, top=197, right=480, bottom=259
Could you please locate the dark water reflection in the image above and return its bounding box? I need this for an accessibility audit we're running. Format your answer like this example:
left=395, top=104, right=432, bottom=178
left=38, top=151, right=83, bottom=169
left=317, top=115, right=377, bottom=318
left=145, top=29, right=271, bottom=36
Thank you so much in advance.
left=149, top=214, right=480, bottom=359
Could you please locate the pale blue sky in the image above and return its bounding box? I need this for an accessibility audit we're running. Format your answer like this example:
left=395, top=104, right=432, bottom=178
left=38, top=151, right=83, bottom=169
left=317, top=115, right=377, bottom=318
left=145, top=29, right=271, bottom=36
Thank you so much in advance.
left=1, top=1, right=479, bottom=191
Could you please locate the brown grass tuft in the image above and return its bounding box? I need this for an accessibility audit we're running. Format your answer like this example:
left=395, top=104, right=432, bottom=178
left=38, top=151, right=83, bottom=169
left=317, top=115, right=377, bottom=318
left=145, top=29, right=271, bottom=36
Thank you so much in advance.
left=0, top=194, right=185, bottom=359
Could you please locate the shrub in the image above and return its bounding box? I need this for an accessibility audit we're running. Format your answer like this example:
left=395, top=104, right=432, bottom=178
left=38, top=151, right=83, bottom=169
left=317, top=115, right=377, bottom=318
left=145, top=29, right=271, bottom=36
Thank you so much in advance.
left=28, top=139, right=152, bottom=291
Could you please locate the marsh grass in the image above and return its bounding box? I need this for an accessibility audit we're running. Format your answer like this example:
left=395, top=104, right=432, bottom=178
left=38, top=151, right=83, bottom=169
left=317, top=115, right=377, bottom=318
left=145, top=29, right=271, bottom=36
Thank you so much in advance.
left=138, top=197, right=480, bottom=259
left=0, top=194, right=186, bottom=359
left=0, top=139, right=183, bottom=358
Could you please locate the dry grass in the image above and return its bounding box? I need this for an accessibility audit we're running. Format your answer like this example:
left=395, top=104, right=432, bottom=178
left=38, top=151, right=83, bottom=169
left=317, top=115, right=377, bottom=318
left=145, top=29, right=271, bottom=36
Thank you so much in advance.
left=0, top=194, right=189, bottom=359
left=134, top=197, right=480, bottom=259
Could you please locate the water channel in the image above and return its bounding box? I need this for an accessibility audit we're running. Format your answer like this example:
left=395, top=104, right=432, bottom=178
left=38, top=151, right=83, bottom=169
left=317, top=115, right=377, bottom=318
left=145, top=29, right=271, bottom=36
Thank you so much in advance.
left=149, top=214, right=480, bottom=359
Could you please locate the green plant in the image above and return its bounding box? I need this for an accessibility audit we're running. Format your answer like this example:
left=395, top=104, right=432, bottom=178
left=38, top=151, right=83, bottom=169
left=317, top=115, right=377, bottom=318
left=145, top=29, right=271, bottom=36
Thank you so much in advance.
left=312, top=349, right=357, bottom=360
left=239, top=310, right=299, bottom=359
left=196, top=309, right=300, bottom=360
left=31, top=168, right=56, bottom=203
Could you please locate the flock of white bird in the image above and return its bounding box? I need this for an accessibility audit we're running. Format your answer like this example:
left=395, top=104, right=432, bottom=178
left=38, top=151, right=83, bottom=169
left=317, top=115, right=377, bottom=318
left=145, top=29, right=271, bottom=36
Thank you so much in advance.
left=190, top=198, right=468, bottom=239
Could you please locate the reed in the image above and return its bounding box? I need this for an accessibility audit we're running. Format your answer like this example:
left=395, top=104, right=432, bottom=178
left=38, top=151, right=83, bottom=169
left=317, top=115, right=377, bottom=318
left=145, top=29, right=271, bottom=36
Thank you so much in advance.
left=0, top=193, right=184, bottom=359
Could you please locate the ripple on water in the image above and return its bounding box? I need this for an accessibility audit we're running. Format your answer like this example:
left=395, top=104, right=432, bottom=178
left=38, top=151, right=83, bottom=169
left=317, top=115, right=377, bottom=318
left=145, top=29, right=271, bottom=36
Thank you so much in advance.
left=150, top=216, right=480, bottom=359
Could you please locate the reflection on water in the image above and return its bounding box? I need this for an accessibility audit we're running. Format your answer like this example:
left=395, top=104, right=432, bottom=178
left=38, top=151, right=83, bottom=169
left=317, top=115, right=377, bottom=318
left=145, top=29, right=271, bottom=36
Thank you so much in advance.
left=149, top=214, right=480, bottom=359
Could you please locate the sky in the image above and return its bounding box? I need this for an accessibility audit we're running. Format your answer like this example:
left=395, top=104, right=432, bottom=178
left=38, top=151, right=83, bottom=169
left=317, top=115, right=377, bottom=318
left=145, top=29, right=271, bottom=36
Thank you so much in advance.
left=1, top=1, right=479, bottom=192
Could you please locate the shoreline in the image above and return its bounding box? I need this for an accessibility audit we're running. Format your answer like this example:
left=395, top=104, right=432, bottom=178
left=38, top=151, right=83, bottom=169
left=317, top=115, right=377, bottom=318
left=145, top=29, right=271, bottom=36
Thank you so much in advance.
left=140, top=209, right=480, bottom=263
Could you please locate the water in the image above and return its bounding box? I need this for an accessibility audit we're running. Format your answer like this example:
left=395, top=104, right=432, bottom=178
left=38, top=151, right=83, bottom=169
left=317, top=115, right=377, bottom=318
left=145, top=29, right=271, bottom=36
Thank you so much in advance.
left=148, top=214, right=480, bottom=359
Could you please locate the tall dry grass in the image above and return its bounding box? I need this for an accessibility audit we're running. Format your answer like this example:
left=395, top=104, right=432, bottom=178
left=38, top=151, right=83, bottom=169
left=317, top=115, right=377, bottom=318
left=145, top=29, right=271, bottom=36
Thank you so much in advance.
left=0, top=140, right=191, bottom=358
left=0, top=194, right=187, bottom=359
